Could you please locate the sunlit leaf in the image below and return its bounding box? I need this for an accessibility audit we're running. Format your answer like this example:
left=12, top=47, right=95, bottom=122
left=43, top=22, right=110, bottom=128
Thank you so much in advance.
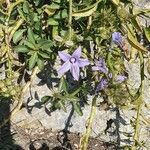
left=37, top=58, right=44, bottom=70
left=58, top=101, right=66, bottom=112
left=47, top=18, right=59, bottom=26
left=14, top=45, right=29, bottom=53
left=49, top=3, right=60, bottom=9
left=13, top=29, right=26, bottom=44
left=58, top=77, right=68, bottom=93
left=27, top=28, right=36, bottom=45
left=72, top=0, right=102, bottom=17
left=24, top=40, right=36, bottom=49
left=29, top=52, right=38, bottom=70
left=41, top=96, right=52, bottom=104
left=23, top=1, right=30, bottom=14
left=73, top=102, right=83, bottom=116
left=144, top=27, right=150, bottom=42
left=38, top=51, right=50, bottom=59
left=127, top=29, right=147, bottom=52
left=111, top=0, right=120, bottom=5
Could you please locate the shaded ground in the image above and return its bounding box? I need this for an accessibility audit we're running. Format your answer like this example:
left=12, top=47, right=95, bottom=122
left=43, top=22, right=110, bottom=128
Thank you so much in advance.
left=0, top=122, right=117, bottom=150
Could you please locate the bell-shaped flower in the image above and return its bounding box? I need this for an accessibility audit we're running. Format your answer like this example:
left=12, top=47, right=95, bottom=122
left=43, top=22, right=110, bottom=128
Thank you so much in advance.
left=112, top=32, right=123, bottom=48
left=115, top=75, right=127, bottom=83
left=96, top=78, right=108, bottom=92
left=92, top=58, right=108, bottom=74
left=58, top=46, right=89, bottom=81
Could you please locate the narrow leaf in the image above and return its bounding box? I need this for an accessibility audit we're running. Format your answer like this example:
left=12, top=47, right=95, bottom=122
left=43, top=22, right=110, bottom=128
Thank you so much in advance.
left=23, top=1, right=30, bottom=14
left=127, top=29, right=147, bottom=52
left=24, top=40, right=36, bottom=49
left=72, top=0, right=102, bottom=17
left=13, top=29, right=26, bottom=44
left=73, top=102, right=83, bottom=116
left=27, top=27, right=36, bottom=45
left=144, top=27, right=150, bottom=42
left=111, top=0, right=119, bottom=5
left=58, top=77, right=68, bottom=93
left=37, top=58, right=44, bottom=70
left=38, top=39, right=53, bottom=50
left=38, top=51, right=50, bottom=59
left=47, top=18, right=59, bottom=26
left=29, top=52, right=38, bottom=70
left=14, top=45, right=29, bottom=53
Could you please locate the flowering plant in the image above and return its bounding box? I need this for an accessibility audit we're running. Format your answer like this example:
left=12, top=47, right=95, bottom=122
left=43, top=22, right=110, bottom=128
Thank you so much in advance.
left=0, top=0, right=150, bottom=149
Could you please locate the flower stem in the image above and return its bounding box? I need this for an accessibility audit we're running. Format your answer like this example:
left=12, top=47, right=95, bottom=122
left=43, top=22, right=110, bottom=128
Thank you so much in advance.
left=69, top=0, right=72, bottom=40
left=131, top=52, right=144, bottom=149
left=79, top=96, right=97, bottom=150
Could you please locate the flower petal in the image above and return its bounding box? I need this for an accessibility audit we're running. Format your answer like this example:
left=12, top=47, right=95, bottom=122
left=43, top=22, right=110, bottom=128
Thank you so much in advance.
left=78, top=58, right=90, bottom=67
left=92, top=66, right=100, bottom=71
left=58, top=51, right=71, bottom=62
left=72, top=46, right=81, bottom=58
left=58, top=61, right=71, bottom=75
left=99, top=67, right=108, bottom=74
left=112, top=32, right=123, bottom=47
left=96, top=78, right=108, bottom=92
left=70, top=63, right=80, bottom=81
left=116, top=75, right=127, bottom=83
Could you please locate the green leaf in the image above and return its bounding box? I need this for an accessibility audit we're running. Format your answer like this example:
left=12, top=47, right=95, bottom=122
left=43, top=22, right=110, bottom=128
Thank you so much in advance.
left=117, top=8, right=131, bottom=21
left=73, top=102, right=83, bottom=116
left=41, top=96, right=52, bottom=104
left=70, top=87, right=81, bottom=96
left=17, top=7, right=26, bottom=20
left=23, top=1, right=30, bottom=14
left=49, top=2, right=60, bottom=9
left=13, top=29, right=26, bottom=44
left=14, top=45, right=29, bottom=53
left=24, top=40, right=36, bottom=49
left=47, top=18, right=59, bottom=26
left=127, top=29, right=148, bottom=52
left=54, top=9, right=68, bottom=19
left=29, top=52, right=38, bottom=70
left=38, top=39, right=52, bottom=50
left=38, top=51, right=50, bottom=59
left=72, top=0, right=102, bottom=17
left=58, top=101, right=66, bottom=112
left=37, top=58, right=44, bottom=70
left=58, top=77, right=68, bottom=93
left=27, top=27, right=36, bottom=45
left=144, top=27, right=150, bottom=42
left=131, top=17, right=142, bottom=32
left=43, top=6, right=56, bottom=16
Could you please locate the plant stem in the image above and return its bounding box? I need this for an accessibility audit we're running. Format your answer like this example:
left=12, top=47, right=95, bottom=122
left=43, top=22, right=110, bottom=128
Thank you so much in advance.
left=69, top=0, right=72, bottom=40
left=132, top=52, right=144, bottom=149
left=87, top=16, right=92, bottom=30
left=79, top=96, right=97, bottom=150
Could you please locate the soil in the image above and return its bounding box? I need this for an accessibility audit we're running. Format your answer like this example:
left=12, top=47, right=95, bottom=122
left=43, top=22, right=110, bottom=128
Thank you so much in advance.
left=0, top=123, right=117, bottom=150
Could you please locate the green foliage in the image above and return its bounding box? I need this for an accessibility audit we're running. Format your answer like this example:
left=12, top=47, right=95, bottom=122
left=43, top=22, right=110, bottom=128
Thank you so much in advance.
left=0, top=0, right=150, bottom=148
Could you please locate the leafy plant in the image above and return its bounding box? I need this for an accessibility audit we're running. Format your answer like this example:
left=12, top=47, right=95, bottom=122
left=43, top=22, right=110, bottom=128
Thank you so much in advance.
left=0, top=0, right=150, bottom=149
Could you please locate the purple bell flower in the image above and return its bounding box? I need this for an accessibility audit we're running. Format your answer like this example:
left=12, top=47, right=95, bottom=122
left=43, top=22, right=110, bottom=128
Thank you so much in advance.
left=112, top=32, right=123, bottom=47
left=116, top=75, right=127, bottom=83
left=92, top=58, right=108, bottom=74
left=58, top=46, right=90, bottom=81
left=96, top=78, right=108, bottom=92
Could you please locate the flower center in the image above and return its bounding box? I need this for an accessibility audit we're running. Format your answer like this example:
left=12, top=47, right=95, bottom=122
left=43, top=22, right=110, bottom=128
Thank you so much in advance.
left=70, top=57, right=76, bottom=63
